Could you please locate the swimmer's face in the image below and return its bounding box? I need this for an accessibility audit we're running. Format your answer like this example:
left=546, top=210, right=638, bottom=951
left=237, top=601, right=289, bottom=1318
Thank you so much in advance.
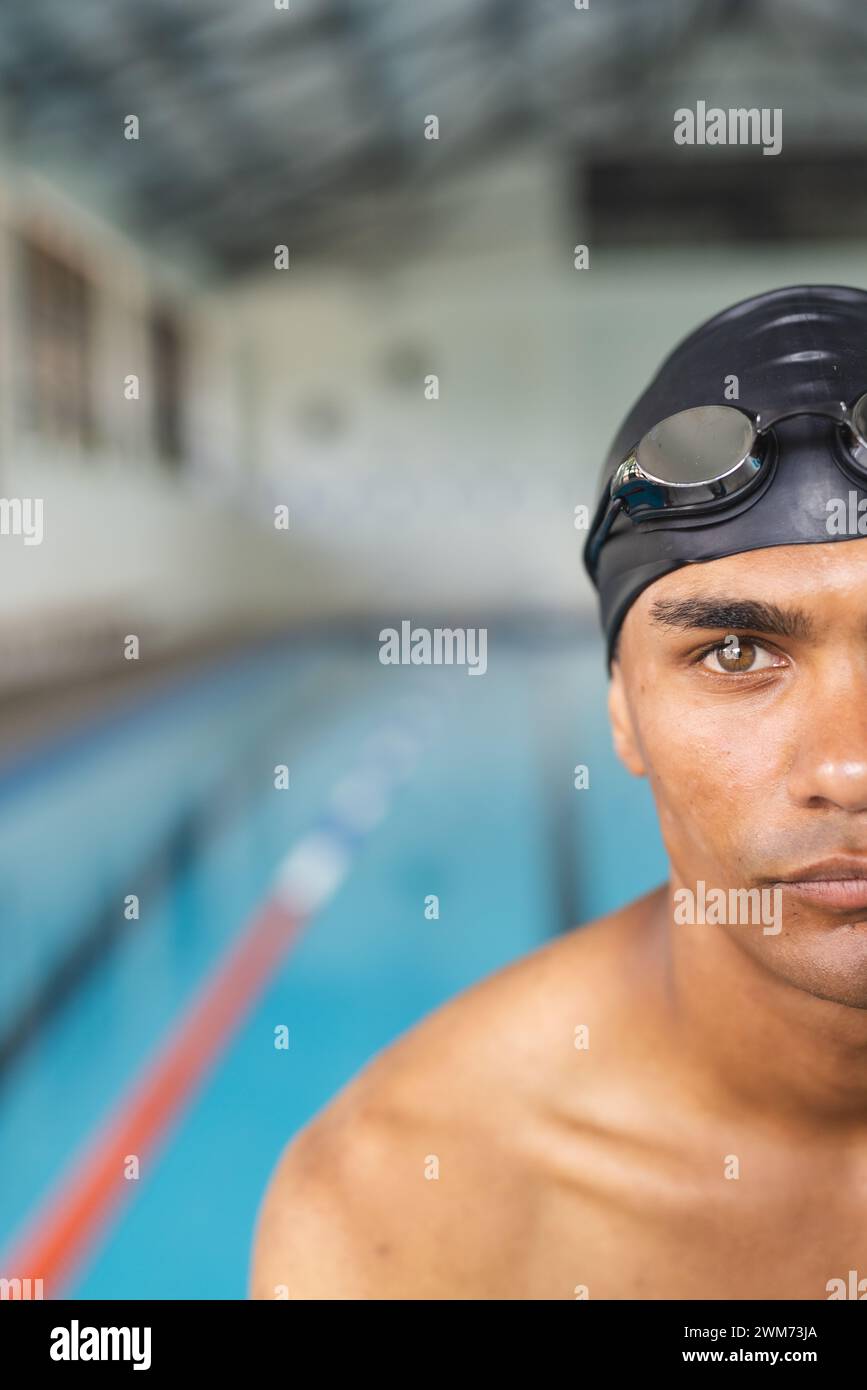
left=610, top=540, right=867, bottom=1008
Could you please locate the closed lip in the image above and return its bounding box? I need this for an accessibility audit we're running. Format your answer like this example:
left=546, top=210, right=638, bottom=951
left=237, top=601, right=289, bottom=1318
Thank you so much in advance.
left=775, top=858, right=867, bottom=883
left=772, top=859, right=867, bottom=912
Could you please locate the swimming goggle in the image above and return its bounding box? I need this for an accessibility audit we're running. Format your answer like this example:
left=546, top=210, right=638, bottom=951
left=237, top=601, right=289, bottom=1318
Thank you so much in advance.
left=584, top=394, right=867, bottom=578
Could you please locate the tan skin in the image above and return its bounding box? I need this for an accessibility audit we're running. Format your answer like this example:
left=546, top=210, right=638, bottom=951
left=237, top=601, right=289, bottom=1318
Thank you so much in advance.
left=251, top=540, right=867, bottom=1300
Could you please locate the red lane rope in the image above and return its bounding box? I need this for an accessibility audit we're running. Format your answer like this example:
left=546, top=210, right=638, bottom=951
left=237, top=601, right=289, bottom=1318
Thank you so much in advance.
left=0, top=900, right=302, bottom=1297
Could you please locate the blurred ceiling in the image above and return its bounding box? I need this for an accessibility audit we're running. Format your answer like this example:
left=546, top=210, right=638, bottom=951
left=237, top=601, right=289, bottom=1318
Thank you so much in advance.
left=1, top=0, right=867, bottom=275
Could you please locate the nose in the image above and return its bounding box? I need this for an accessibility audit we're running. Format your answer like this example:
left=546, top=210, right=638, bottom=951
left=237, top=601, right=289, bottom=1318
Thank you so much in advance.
left=787, top=659, right=867, bottom=812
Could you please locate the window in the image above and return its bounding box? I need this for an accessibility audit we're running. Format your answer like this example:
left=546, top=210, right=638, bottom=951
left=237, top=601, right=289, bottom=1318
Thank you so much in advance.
left=150, top=309, right=185, bottom=467
left=21, top=239, right=93, bottom=447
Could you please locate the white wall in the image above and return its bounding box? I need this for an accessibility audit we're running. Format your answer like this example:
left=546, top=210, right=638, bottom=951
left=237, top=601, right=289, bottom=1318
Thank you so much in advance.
left=216, top=154, right=867, bottom=620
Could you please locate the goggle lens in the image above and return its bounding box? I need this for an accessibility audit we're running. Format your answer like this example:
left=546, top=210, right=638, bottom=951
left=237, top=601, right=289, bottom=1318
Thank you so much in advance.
left=635, top=405, right=757, bottom=486
left=849, top=390, right=867, bottom=451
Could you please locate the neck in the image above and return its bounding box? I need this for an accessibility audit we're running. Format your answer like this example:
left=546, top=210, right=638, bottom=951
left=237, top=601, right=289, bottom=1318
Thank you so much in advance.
left=650, top=880, right=867, bottom=1133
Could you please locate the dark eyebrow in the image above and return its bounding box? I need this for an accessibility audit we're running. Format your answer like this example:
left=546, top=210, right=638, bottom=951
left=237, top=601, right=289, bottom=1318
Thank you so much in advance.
left=648, top=597, right=815, bottom=640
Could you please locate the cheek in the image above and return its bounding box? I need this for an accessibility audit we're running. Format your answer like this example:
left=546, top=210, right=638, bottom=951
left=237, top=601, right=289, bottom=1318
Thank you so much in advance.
left=634, top=698, right=792, bottom=857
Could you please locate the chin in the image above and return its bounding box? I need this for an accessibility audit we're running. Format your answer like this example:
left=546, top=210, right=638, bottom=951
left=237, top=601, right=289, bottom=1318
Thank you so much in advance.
left=770, top=930, right=867, bottom=1010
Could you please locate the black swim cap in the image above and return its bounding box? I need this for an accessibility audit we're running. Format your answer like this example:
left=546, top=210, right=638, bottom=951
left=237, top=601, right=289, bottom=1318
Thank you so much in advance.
left=585, top=284, right=867, bottom=665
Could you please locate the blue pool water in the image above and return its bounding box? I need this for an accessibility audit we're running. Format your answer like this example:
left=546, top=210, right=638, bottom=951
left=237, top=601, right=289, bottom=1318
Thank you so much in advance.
left=0, top=631, right=666, bottom=1298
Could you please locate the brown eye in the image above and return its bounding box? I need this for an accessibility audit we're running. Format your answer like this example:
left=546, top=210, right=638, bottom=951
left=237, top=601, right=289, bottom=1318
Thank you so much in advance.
left=701, top=635, right=776, bottom=674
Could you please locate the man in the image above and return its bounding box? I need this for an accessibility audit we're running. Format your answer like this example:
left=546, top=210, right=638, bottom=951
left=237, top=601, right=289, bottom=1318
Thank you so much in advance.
left=251, top=285, right=867, bottom=1300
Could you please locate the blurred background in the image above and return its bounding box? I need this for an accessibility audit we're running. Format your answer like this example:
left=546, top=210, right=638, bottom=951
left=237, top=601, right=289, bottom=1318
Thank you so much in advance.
left=2, top=0, right=867, bottom=1297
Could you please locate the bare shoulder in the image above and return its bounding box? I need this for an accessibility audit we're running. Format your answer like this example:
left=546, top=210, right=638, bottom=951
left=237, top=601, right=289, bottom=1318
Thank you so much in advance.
left=250, top=886, right=665, bottom=1300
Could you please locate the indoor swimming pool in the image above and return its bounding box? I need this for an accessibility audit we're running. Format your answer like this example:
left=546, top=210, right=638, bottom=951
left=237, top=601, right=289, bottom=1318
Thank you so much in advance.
left=0, top=628, right=665, bottom=1297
